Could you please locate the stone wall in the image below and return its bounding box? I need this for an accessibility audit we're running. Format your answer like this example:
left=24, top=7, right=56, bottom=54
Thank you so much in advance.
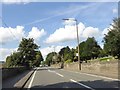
left=51, top=60, right=119, bottom=79
left=2, top=67, right=29, bottom=80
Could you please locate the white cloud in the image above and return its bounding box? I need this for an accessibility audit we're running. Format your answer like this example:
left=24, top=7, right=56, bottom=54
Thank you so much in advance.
left=45, top=22, right=85, bottom=43
left=0, top=26, right=47, bottom=61
left=0, top=26, right=46, bottom=44
left=82, top=27, right=101, bottom=38
left=45, top=22, right=103, bottom=44
left=0, top=48, right=17, bottom=61
left=45, top=19, right=115, bottom=44
left=27, top=27, right=46, bottom=40
left=0, top=26, right=25, bottom=44
left=112, top=8, right=118, bottom=14
left=1, top=0, right=31, bottom=4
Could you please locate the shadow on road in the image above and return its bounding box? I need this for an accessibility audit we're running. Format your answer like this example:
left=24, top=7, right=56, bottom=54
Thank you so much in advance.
left=31, top=82, right=86, bottom=88
left=78, top=80, right=119, bottom=88
left=30, top=80, right=119, bottom=89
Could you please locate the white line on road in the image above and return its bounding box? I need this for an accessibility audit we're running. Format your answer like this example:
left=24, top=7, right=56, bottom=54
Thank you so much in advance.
left=28, top=68, right=37, bottom=89
left=48, top=69, right=64, bottom=77
left=55, top=72, right=64, bottom=77
left=70, top=79, right=95, bottom=90
left=48, top=69, right=55, bottom=73
left=61, top=69, right=119, bottom=81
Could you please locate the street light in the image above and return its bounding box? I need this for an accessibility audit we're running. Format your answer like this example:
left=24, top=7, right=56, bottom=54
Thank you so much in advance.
left=62, top=18, right=81, bottom=70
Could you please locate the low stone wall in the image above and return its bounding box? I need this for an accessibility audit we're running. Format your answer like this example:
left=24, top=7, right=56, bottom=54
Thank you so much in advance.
left=51, top=60, right=119, bottom=79
left=81, top=60, right=118, bottom=78
left=2, top=67, right=29, bottom=80
left=0, top=64, right=2, bottom=68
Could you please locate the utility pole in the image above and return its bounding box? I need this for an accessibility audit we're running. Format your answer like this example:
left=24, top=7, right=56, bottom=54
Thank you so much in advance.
left=75, top=20, right=81, bottom=70
left=62, top=18, right=81, bottom=70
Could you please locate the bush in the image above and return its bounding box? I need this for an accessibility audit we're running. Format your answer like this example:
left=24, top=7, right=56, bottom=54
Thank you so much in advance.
left=65, top=59, right=72, bottom=63
left=99, top=57, right=113, bottom=61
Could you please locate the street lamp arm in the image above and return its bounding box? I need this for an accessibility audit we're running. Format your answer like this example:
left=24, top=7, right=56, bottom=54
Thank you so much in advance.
left=62, top=18, right=77, bottom=21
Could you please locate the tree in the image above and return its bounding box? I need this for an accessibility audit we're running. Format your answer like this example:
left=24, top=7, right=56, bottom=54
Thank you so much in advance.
left=5, top=52, right=22, bottom=68
left=56, top=54, right=62, bottom=63
left=59, top=46, right=71, bottom=61
left=17, top=38, right=39, bottom=67
left=5, top=56, right=13, bottom=68
left=31, top=51, right=43, bottom=67
left=77, top=37, right=102, bottom=61
left=98, top=50, right=107, bottom=58
left=45, top=52, right=57, bottom=66
left=5, top=38, right=44, bottom=68
left=104, top=18, right=120, bottom=59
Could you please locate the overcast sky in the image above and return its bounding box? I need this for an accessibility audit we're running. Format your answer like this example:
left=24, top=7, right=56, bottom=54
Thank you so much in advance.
left=0, top=1, right=118, bottom=61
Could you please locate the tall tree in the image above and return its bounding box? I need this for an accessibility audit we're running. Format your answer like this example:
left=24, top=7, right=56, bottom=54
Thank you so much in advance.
left=45, top=52, right=57, bottom=66
left=17, top=38, right=39, bottom=67
left=5, top=38, right=43, bottom=68
left=77, top=37, right=102, bottom=61
left=59, top=46, right=71, bottom=61
left=104, top=18, right=120, bottom=59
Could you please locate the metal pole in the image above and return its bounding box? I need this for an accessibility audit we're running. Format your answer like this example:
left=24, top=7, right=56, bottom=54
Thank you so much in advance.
left=75, top=20, right=81, bottom=70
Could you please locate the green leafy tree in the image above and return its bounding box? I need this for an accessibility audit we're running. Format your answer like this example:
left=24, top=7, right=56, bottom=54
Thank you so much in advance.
left=41, top=61, right=46, bottom=66
left=5, top=52, right=22, bottom=68
left=45, top=52, right=57, bottom=66
left=17, top=38, right=39, bottom=67
left=5, top=56, right=13, bottom=68
left=98, top=50, right=107, bottom=57
left=77, top=37, right=102, bottom=61
left=104, top=18, right=120, bottom=59
left=56, top=54, right=62, bottom=63
left=5, top=38, right=43, bottom=68
left=31, top=51, right=43, bottom=67
left=59, top=46, right=71, bottom=61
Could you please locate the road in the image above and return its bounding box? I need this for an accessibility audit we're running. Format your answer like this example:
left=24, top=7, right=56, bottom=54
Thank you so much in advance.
left=24, top=67, right=119, bottom=89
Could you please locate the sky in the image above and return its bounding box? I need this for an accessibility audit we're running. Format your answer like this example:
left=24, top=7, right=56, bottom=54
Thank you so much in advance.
left=0, top=0, right=118, bottom=61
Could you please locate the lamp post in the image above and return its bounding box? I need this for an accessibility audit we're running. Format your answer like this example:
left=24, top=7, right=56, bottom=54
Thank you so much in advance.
left=62, top=18, right=81, bottom=70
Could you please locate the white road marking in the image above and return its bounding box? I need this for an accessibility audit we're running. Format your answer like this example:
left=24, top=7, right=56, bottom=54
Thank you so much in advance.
left=48, top=69, right=55, bottom=73
left=28, top=68, right=37, bottom=89
left=48, top=69, right=64, bottom=77
left=61, top=69, right=119, bottom=81
left=70, top=79, right=95, bottom=90
left=55, top=72, right=64, bottom=77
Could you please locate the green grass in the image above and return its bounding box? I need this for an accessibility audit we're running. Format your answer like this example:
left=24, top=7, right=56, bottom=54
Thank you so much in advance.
left=99, top=57, right=113, bottom=61
left=86, top=56, right=115, bottom=62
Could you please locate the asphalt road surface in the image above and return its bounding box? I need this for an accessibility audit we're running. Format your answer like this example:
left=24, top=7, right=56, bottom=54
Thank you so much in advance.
left=24, top=67, right=119, bottom=89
